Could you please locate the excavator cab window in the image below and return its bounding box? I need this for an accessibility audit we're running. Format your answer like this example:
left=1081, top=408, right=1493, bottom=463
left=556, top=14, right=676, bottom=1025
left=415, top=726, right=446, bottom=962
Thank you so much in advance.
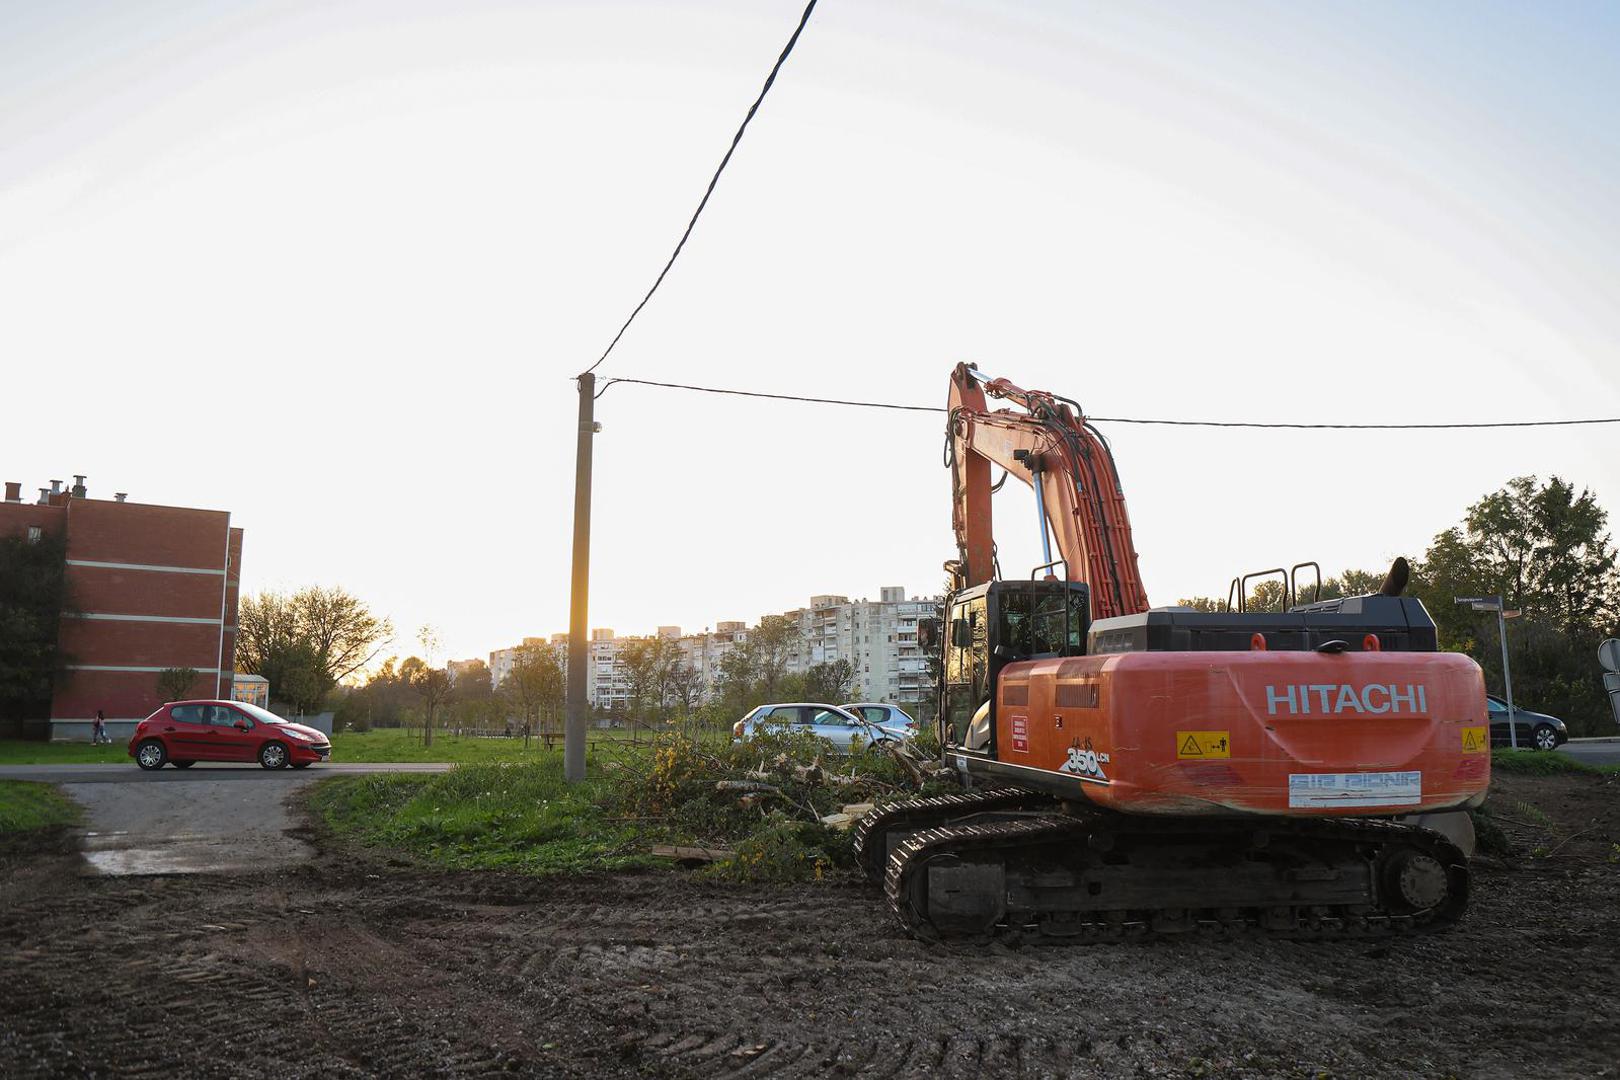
left=998, top=583, right=1087, bottom=659
left=943, top=593, right=988, bottom=748
left=941, top=581, right=1090, bottom=752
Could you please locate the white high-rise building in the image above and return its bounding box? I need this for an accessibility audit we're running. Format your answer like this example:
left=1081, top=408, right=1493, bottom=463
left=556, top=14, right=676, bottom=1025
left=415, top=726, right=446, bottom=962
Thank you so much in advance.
left=488, top=586, right=938, bottom=713
left=772, top=587, right=937, bottom=704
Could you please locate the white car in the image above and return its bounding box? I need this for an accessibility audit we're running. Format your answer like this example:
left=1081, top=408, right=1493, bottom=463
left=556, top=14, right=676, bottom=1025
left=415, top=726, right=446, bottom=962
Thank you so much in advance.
left=842, top=703, right=919, bottom=738
left=731, top=702, right=907, bottom=751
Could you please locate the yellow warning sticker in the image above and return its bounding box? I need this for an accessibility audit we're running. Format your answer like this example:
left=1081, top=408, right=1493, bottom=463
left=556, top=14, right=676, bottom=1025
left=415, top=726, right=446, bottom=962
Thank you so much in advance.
left=1461, top=726, right=1488, bottom=754
left=1177, top=731, right=1231, bottom=759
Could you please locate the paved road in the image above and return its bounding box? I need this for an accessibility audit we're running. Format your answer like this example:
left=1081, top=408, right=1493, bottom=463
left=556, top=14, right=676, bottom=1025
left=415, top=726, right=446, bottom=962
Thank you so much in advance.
left=1559, top=740, right=1620, bottom=766
left=5, top=762, right=451, bottom=876
left=0, top=761, right=453, bottom=783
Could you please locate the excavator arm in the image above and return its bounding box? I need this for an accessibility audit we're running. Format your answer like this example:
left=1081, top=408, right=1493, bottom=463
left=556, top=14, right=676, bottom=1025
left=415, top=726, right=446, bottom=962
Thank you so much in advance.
left=947, top=363, right=1150, bottom=620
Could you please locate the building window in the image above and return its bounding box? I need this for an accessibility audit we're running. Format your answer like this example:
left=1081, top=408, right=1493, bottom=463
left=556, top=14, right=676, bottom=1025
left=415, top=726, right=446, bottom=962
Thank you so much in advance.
left=27, top=526, right=42, bottom=543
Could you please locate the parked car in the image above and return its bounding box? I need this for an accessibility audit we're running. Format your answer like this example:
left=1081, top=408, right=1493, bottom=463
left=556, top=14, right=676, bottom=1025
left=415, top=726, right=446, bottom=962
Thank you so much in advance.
left=1487, top=695, right=1569, bottom=751
left=129, top=700, right=333, bottom=770
left=842, top=702, right=919, bottom=737
left=731, top=702, right=906, bottom=751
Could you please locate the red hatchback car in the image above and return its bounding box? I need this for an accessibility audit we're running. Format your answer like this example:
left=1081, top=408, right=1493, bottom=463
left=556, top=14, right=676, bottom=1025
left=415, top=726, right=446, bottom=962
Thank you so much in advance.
left=129, top=699, right=333, bottom=771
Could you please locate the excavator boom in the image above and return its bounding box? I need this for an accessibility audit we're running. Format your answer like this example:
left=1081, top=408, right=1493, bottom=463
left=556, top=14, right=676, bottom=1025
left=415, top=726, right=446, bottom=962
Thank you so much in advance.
left=949, top=363, right=1148, bottom=618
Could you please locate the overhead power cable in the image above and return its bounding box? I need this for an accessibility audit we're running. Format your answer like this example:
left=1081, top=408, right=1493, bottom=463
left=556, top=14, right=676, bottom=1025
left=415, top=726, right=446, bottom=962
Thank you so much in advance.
left=599, top=376, right=938, bottom=411
left=582, top=0, right=820, bottom=378
left=598, top=376, right=1620, bottom=429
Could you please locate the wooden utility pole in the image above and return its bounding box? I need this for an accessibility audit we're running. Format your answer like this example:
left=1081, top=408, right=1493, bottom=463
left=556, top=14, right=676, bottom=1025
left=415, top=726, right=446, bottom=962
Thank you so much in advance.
left=565, top=373, right=597, bottom=782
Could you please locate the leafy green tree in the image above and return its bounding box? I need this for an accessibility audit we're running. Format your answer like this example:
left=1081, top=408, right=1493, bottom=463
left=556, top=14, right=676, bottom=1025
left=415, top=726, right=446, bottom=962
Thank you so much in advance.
left=155, top=667, right=202, bottom=702
left=618, top=637, right=682, bottom=723
left=716, top=641, right=762, bottom=716
left=1407, top=475, right=1620, bottom=735
left=749, top=616, right=799, bottom=700
left=802, top=659, right=856, bottom=702
left=0, top=531, right=70, bottom=722
left=501, top=644, right=564, bottom=743
left=399, top=654, right=450, bottom=747
left=336, top=656, right=413, bottom=731
left=237, top=586, right=392, bottom=714
left=450, top=658, right=493, bottom=698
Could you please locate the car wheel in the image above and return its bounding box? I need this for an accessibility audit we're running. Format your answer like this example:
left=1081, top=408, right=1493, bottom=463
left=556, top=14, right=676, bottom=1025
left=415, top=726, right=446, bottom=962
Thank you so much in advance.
left=290, top=761, right=310, bottom=770
left=259, top=742, right=289, bottom=769
left=134, top=740, right=167, bottom=770
left=171, top=760, right=195, bottom=769
left=1533, top=724, right=1559, bottom=752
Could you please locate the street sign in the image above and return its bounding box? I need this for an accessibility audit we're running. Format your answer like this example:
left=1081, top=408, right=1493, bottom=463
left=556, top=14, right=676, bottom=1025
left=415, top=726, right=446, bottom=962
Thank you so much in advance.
left=1456, top=596, right=1500, bottom=607
left=1600, top=638, right=1620, bottom=673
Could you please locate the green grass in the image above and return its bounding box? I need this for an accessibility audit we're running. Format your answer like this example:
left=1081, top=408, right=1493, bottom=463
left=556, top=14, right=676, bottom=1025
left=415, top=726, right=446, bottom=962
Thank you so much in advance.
left=0, top=780, right=80, bottom=833
left=308, top=724, right=957, bottom=883
left=328, top=726, right=727, bottom=763
left=0, top=728, right=706, bottom=766
left=1492, top=748, right=1620, bottom=775
left=308, top=758, right=654, bottom=874
left=0, top=740, right=128, bottom=765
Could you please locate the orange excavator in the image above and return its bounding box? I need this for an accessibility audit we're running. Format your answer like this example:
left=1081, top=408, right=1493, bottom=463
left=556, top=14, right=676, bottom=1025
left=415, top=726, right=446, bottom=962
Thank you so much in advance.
left=852, top=364, right=1490, bottom=942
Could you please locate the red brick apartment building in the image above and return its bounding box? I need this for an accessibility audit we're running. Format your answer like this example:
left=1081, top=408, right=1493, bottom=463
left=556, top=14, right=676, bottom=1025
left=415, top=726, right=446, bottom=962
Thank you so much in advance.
left=0, top=477, right=242, bottom=741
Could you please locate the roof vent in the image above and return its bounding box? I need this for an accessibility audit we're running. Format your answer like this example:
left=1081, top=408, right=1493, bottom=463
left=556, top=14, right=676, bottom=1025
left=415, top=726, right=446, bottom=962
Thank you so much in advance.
left=71, top=475, right=87, bottom=498
left=114, top=492, right=128, bottom=503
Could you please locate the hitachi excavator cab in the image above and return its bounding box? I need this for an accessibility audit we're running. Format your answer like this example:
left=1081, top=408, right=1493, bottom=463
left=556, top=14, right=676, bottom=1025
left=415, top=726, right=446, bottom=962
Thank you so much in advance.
left=941, top=579, right=1090, bottom=755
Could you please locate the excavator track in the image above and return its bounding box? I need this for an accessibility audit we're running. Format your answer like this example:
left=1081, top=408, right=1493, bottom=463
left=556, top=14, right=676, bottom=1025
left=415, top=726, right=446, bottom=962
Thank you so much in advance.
left=852, top=787, right=1051, bottom=881
left=877, top=798, right=1470, bottom=944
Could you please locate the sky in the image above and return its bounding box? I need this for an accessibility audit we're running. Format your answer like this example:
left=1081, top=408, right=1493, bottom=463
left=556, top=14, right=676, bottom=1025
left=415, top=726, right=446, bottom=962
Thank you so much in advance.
left=3, top=0, right=1618, bottom=664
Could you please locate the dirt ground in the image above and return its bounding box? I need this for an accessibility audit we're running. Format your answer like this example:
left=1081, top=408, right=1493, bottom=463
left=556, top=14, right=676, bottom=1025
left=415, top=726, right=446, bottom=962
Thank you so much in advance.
left=2, top=772, right=1617, bottom=1080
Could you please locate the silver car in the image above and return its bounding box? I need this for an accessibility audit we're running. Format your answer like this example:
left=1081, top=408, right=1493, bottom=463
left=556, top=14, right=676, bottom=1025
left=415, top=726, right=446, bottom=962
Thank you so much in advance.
left=843, top=702, right=919, bottom=738
left=731, top=702, right=907, bottom=751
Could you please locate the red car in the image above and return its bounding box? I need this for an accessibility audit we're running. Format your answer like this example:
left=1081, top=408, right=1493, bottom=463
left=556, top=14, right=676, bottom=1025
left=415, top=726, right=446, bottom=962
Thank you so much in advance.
left=129, top=699, right=332, bottom=770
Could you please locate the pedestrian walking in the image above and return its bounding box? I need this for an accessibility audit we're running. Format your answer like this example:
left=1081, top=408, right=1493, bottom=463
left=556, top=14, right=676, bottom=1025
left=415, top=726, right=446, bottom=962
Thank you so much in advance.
left=92, top=709, right=109, bottom=745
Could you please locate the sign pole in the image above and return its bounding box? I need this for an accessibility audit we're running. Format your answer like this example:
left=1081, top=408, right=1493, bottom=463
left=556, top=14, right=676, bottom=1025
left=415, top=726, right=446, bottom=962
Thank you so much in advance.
left=1497, top=604, right=1517, bottom=750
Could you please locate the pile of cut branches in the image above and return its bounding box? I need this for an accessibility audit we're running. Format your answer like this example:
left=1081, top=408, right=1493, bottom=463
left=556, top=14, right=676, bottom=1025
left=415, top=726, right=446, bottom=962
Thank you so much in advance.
left=598, top=727, right=953, bottom=881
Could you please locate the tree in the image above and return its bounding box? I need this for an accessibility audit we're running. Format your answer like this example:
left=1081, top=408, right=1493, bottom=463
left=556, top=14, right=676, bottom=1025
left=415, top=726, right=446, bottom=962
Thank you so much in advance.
left=1462, top=476, right=1619, bottom=635
left=803, top=659, right=856, bottom=703
left=450, top=659, right=493, bottom=698
left=333, top=656, right=414, bottom=732
left=716, top=641, right=762, bottom=716
left=407, top=627, right=451, bottom=747
left=1177, top=567, right=1387, bottom=613
left=618, top=637, right=682, bottom=724
left=666, top=660, right=703, bottom=714
left=751, top=616, right=798, bottom=699
left=502, top=643, right=565, bottom=744
left=0, top=531, right=70, bottom=723
left=1406, top=476, right=1620, bottom=735
left=155, top=667, right=201, bottom=702
left=237, top=586, right=392, bottom=714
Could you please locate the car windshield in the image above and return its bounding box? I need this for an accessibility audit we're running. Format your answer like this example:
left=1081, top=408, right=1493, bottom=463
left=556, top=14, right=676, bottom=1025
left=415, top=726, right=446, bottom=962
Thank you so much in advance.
left=234, top=701, right=292, bottom=725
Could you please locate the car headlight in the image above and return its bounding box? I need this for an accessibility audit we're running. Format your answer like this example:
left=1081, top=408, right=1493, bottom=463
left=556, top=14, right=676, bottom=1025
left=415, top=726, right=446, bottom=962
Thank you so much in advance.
left=283, top=729, right=313, bottom=742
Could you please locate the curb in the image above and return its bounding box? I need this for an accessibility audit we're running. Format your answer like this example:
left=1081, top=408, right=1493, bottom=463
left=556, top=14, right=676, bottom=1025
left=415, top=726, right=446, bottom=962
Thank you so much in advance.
left=1566, top=737, right=1620, bottom=745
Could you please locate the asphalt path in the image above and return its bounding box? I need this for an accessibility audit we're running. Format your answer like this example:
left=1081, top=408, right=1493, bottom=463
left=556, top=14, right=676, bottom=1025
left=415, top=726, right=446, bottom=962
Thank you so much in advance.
left=4, top=762, right=451, bottom=876
left=0, top=761, right=452, bottom=783
left=1559, top=740, right=1620, bottom=766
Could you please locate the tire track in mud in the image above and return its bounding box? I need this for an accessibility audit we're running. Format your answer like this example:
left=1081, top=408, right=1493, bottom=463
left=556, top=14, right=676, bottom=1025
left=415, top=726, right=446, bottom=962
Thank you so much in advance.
left=4, top=851, right=1616, bottom=1078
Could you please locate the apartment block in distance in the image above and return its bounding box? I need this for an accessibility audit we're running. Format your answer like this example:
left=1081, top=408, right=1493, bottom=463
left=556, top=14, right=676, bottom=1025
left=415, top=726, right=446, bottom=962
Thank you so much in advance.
left=0, top=476, right=243, bottom=741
